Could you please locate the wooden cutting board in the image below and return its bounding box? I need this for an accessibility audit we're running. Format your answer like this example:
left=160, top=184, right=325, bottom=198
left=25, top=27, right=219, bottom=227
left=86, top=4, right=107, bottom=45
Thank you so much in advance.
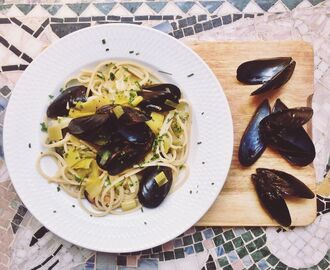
left=189, top=41, right=316, bottom=226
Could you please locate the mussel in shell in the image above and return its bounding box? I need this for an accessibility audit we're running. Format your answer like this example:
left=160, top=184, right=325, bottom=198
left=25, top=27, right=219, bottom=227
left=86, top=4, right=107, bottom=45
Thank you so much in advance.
left=252, top=168, right=314, bottom=227
left=68, top=105, right=151, bottom=144
left=67, top=112, right=116, bottom=143
left=47, top=85, right=87, bottom=118
left=260, top=104, right=315, bottom=166
left=138, top=166, right=173, bottom=208
left=238, top=99, right=270, bottom=166
left=236, top=57, right=296, bottom=96
left=137, top=84, right=181, bottom=112
left=96, top=141, right=153, bottom=176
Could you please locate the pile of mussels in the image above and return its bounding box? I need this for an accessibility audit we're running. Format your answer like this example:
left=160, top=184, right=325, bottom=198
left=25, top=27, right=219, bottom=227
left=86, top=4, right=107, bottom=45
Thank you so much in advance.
left=237, top=57, right=315, bottom=226
left=47, top=83, right=181, bottom=208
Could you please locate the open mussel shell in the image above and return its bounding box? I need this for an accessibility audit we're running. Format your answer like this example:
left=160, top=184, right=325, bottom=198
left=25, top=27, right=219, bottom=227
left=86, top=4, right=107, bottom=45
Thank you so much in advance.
left=252, top=168, right=314, bottom=227
left=96, top=142, right=151, bottom=175
left=252, top=173, right=291, bottom=227
left=260, top=107, right=313, bottom=133
left=256, top=168, right=314, bottom=199
left=118, top=123, right=155, bottom=145
left=47, top=85, right=87, bottom=118
left=120, top=106, right=151, bottom=124
left=237, top=57, right=293, bottom=84
left=138, top=166, right=173, bottom=208
left=250, top=61, right=296, bottom=96
left=68, top=113, right=114, bottom=142
left=137, top=84, right=181, bottom=112
left=262, top=101, right=315, bottom=166
left=239, top=99, right=271, bottom=166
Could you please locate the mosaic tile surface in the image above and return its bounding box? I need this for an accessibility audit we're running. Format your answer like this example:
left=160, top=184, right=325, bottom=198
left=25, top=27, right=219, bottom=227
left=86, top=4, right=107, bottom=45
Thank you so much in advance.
left=0, top=0, right=330, bottom=269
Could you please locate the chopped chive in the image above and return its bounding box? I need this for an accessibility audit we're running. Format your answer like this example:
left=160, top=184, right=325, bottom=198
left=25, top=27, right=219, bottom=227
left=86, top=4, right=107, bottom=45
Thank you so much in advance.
left=40, top=122, right=48, bottom=132
left=197, top=141, right=202, bottom=145
left=187, top=73, right=194, bottom=78
left=135, top=52, right=140, bottom=56
left=48, top=94, right=54, bottom=99
left=141, top=208, right=144, bottom=213
left=109, top=72, right=115, bottom=81
left=129, top=50, right=134, bottom=54
left=57, top=185, right=61, bottom=192
left=158, top=70, right=172, bottom=76
left=102, top=39, right=106, bottom=44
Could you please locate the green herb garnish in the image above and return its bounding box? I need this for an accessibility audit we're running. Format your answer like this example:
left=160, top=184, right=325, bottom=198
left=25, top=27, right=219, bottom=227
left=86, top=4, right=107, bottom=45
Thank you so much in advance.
left=97, top=72, right=105, bottom=80
left=109, top=72, right=115, bottom=81
left=48, top=95, right=54, bottom=99
left=57, top=185, right=61, bottom=192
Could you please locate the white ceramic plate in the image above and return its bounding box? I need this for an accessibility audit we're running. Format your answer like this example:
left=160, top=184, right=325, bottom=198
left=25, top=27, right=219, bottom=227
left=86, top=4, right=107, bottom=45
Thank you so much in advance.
left=4, top=24, right=233, bottom=252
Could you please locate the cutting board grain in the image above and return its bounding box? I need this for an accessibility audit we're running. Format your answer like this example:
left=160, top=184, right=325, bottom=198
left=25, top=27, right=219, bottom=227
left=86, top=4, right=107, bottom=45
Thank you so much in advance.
left=189, top=41, right=316, bottom=226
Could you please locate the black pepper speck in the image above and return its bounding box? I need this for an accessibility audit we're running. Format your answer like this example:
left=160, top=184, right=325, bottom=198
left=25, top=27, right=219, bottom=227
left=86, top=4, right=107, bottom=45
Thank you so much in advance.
left=189, top=190, right=192, bottom=194
left=202, top=161, right=205, bottom=164
left=53, top=210, right=56, bottom=213
left=28, top=143, right=31, bottom=148
left=201, top=112, right=204, bottom=115
left=72, top=205, right=75, bottom=208
left=136, top=52, right=140, bottom=56
left=144, top=221, right=147, bottom=225
left=106, top=48, right=109, bottom=52
left=187, top=73, right=194, bottom=77
left=197, top=142, right=202, bottom=145
left=129, top=50, right=134, bottom=54
left=211, top=182, right=215, bottom=185
left=102, top=39, right=106, bottom=44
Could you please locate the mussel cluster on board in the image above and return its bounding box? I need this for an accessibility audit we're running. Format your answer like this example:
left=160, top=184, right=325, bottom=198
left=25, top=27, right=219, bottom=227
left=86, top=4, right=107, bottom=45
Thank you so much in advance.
left=47, top=84, right=181, bottom=208
left=237, top=57, right=315, bottom=226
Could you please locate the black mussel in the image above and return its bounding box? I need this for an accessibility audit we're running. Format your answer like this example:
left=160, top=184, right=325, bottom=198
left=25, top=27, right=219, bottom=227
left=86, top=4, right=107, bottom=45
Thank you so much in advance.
left=96, top=142, right=151, bottom=175
left=260, top=107, right=313, bottom=133
left=137, top=84, right=181, bottom=112
left=138, top=166, right=173, bottom=208
left=120, top=106, right=151, bottom=124
left=236, top=57, right=296, bottom=96
left=260, top=105, right=315, bottom=166
left=97, top=105, right=150, bottom=124
left=118, top=123, right=155, bottom=145
left=239, top=99, right=271, bottom=166
left=252, top=168, right=314, bottom=226
left=250, top=61, right=296, bottom=95
left=47, top=85, right=87, bottom=118
left=237, top=57, right=292, bottom=84
left=256, top=168, right=314, bottom=199
left=68, top=113, right=116, bottom=142
left=252, top=172, right=291, bottom=227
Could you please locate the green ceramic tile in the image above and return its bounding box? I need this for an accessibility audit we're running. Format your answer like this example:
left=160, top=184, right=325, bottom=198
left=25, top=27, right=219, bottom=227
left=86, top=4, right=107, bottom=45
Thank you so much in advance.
left=248, top=264, right=259, bottom=270
left=194, top=242, right=204, bottom=253
left=224, top=265, right=234, bottom=270
left=193, top=232, right=203, bottom=242
left=237, top=246, right=248, bottom=258
left=213, top=227, right=223, bottom=235
left=224, top=230, right=235, bottom=241
left=218, top=256, right=229, bottom=267
left=251, top=250, right=263, bottom=263
left=254, top=236, right=265, bottom=248
left=213, top=235, right=225, bottom=246
left=267, top=255, right=279, bottom=266
left=260, top=247, right=270, bottom=257
left=276, top=261, right=288, bottom=270
left=233, top=237, right=244, bottom=248
left=183, top=235, right=193, bottom=246
left=319, top=259, right=330, bottom=270
left=246, top=242, right=257, bottom=253
left=251, top=227, right=264, bottom=237
left=242, top=231, right=254, bottom=243
left=223, top=241, right=234, bottom=252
